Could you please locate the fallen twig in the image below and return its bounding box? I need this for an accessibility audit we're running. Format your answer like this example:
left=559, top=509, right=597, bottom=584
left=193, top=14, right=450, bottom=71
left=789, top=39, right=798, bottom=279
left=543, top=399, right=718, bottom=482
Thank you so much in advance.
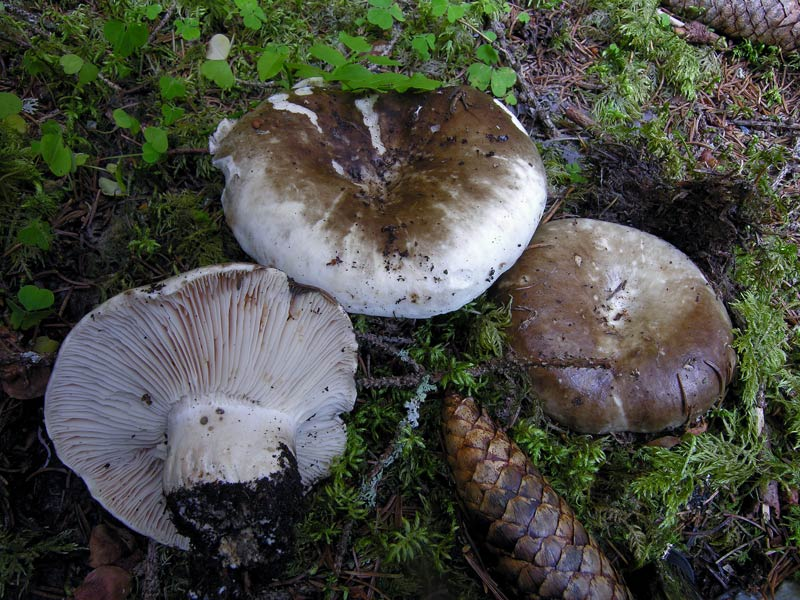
left=489, top=20, right=558, bottom=137
left=356, top=353, right=610, bottom=390
left=731, top=118, right=800, bottom=132
left=148, top=2, right=176, bottom=44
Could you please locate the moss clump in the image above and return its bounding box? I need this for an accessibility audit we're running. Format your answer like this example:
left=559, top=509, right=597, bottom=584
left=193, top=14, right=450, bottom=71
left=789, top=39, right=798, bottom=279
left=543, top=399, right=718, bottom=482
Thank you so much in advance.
left=589, top=0, right=719, bottom=101
left=147, top=190, right=230, bottom=268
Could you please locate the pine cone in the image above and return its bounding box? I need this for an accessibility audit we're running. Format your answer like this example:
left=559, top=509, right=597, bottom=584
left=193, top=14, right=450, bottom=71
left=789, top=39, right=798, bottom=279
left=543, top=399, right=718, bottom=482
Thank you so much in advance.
left=442, top=393, right=632, bottom=600
left=663, top=0, right=800, bottom=52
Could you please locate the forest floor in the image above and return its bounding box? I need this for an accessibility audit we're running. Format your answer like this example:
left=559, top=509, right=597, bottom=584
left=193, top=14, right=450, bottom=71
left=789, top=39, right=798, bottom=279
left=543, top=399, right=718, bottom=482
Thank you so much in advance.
left=0, top=1, right=799, bottom=599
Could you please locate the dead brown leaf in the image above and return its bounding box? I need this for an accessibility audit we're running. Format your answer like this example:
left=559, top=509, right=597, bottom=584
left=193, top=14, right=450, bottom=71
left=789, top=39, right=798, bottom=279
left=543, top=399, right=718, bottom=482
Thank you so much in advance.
left=73, top=565, right=132, bottom=600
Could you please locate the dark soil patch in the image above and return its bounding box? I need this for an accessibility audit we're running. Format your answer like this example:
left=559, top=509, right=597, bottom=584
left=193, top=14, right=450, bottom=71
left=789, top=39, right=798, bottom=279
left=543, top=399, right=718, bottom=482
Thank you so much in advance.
left=574, top=141, right=761, bottom=302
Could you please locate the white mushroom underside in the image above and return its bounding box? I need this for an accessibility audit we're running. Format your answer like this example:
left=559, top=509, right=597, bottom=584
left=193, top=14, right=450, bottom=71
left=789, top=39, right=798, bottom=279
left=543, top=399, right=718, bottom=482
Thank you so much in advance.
left=45, top=265, right=357, bottom=549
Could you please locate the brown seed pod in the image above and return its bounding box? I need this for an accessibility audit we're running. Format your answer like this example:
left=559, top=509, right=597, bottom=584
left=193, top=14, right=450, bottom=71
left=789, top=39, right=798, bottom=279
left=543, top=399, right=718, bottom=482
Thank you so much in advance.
left=442, top=393, right=632, bottom=600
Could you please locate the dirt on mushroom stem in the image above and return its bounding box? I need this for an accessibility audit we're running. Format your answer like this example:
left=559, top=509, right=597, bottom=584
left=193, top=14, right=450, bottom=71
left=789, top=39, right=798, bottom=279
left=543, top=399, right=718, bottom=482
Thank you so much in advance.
left=166, top=443, right=304, bottom=573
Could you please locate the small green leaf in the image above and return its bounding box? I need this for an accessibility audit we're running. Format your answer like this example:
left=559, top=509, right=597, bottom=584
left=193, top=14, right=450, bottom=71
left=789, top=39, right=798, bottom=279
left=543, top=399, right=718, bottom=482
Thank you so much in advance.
left=476, top=44, right=499, bottom=65
left=504, top=92, right=517, bottom=106
left=74, top=153, right=89, bottom=167
left=8, top=298, right=51, bottom=330
left=99, top=176, right=124, bottom=196
left=78, top=62, right=99, bottom=84
left=368, top=0, right=393, bottom=7
left=175, top=17, right=201, bottom=41
left=397, top=72, right=442, bottom=92
left=490, top=67, right=516, bottom=97
left=310, top=44, right=348, bottom=67
left=143, top=126, right=168, bottom=153
left=290, top=62, right=327, bottom=80
left=365, top=55, right=401, bottom=66
left=128, top=23, right=149, bottom=49
left=411, top=34, right=435, bottom=60
left=367, top=7, right=393, bottom=29
left=112, top=108, right=140, bottom=135
left=466, top=62, right=492, bottom=90
left=257, top=47, right=289, bottom=80
left=236, top=0, right=267, bottom=29
left=104, top=20, right=148, bottom=58
left=328, top=63, right=373, bottom=84
left=40, top=121, right=61, bottom=136
left=206, top=33, right=232, bottom=60
left=0, top=92, right=22, bottom=119
left=431, top=0, right=447, bottom=17
left=38, top=131, right=73, bottom=177
left=389, top=3, right=405, bottom=21
left=447, top=3, right=468, bottom=22
left=33, top=336, right=60, bottom=354
left=22, top=54, right=47, bottom=76
left=159, top=75, right=187, bottom=100
left=200, top=60, right=235, bottom=89
left=339, top=32, right=372, bottom=54
left=17, top=219, right=52, bottom=251
left=161, top=104, right=185, bottom=125
left=59, top=54, right=84, bottom=75
left=4, top=114, right=26, bottom=133
left=142, top=143, right=162, bottom=163
left=517, top=12, right=531, bottom=24
left=18, top=285, right=55, bottom=312
left=350, top=72, right=408, bottom=91
left=483, top=31, right=498, bottom=42
left=145, top=4, right=163, bottom=19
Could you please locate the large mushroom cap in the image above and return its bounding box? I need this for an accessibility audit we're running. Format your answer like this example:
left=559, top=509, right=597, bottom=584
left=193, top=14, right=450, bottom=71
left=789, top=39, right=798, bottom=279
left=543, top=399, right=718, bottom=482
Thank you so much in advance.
left=210, top=85, right=547, bottom=318
left=45, top=264, right=358, bottom=565
left=494, top=218, right=736, bottom=433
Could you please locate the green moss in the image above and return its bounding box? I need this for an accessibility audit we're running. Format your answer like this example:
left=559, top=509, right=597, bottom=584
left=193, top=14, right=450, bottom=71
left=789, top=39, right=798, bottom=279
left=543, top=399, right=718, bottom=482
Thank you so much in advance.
left=590, top=0, right=718, bottom=100
left=147, top=191, right=228, bottom=267
left=732, top=291, right=790, bottom=410
left=513, top=420, right=610, bottom=514
left=589, top=45, right=654, bottom=125
left=0, top=530, right=79, bottom=599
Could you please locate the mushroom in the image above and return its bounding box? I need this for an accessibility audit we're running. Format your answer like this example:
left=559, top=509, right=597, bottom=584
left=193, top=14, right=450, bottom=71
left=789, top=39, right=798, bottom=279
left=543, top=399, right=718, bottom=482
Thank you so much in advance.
left=44, top=264, right=358, bottom=569
left=209, top=84, right=547, bottom=319
left=494, top=218, right=736, bottom=433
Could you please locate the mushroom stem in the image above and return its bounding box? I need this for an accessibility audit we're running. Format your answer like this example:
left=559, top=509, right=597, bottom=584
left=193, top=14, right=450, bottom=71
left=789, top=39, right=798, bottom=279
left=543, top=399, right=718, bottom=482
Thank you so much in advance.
left=162, top=395, right=303, bottom=569
left=162, top=395, right=297, bottom=493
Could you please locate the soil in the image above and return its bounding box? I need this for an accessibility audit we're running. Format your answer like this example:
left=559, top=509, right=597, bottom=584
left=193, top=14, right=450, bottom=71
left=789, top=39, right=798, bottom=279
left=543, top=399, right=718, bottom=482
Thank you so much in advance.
left=166, top=444, right=304, bottom=576
left=577, top=144, right=758, bottom=299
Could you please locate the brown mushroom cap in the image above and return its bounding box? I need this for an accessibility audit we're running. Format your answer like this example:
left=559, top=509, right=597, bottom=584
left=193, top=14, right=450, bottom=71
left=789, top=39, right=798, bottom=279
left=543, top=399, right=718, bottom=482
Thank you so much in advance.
left=210, top=84, right=547, bottom=318
left=494, top=218, right=736, bottom=433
